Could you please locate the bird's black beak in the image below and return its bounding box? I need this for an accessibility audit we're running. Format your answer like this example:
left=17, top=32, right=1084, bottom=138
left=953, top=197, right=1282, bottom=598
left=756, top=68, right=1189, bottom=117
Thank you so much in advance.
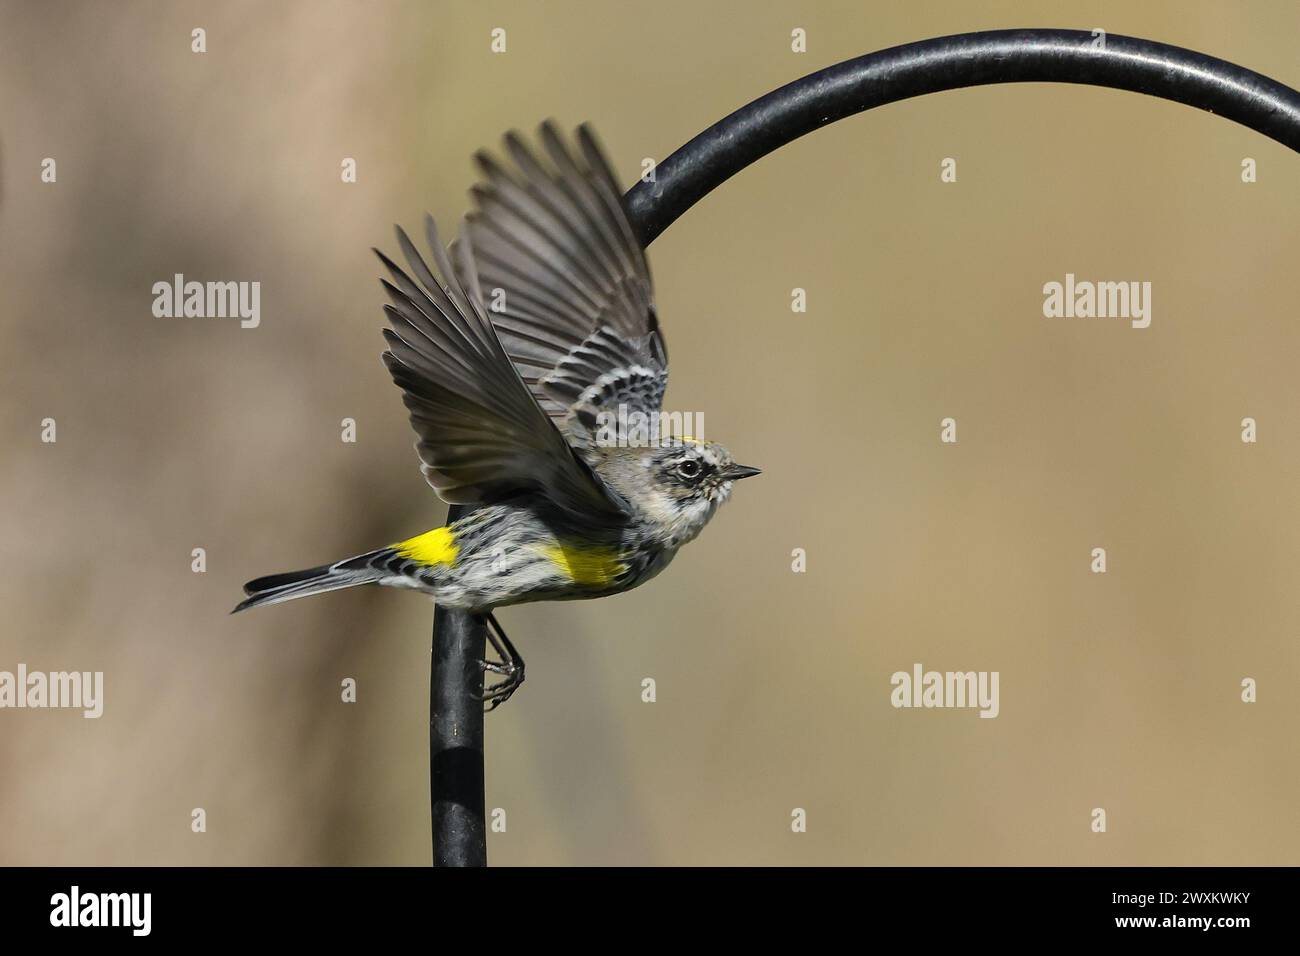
left=721, top=464, right=762, bottom=481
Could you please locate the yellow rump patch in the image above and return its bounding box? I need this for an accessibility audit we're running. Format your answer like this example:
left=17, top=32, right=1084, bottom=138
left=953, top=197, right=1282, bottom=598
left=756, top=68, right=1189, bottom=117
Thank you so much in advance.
left=395, top=527, right=459, bottom=567
left=539, top=542, right=625, bottom=587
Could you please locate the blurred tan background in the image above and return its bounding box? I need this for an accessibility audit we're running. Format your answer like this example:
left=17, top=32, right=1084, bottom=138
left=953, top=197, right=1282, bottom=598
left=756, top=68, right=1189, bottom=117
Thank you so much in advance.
left=1, top=0, right=1298, bottom=865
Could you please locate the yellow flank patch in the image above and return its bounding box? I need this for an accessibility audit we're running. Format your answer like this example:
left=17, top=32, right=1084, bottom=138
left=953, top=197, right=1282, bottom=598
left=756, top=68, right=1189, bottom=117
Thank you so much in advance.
left=539, top=542, right=625, bottom=587
left=395, top=527, right=459, bottom=567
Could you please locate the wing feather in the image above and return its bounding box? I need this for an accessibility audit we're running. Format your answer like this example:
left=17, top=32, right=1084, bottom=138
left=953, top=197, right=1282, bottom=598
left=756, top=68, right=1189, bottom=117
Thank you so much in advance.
left=465, top=122, right=667, bottom=424
left=375, top=221, right=627, bottom=520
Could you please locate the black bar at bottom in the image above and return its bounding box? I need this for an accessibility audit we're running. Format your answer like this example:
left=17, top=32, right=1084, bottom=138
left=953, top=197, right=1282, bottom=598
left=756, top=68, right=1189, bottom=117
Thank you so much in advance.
left=2, top=867, right=1282, bottom=939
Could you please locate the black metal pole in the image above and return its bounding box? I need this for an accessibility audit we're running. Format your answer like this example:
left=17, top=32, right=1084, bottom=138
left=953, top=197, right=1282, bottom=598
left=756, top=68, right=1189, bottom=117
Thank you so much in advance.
left=429, top=503, right=486, bottom=866
left=428, top=27, right=1300, bottom=866
left=625, top=28, right=1300, bottom=245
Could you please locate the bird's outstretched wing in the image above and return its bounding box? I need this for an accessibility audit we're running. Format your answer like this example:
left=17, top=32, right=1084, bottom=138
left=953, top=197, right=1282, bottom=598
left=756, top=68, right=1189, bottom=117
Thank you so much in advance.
left=376, top=217, right=629, bottom=521
left=464, top=122, right=668, bottom=435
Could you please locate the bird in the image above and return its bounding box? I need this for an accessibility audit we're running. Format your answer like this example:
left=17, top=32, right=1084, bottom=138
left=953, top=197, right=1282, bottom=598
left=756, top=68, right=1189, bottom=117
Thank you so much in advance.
left=234, top=122, right=760, bottom=708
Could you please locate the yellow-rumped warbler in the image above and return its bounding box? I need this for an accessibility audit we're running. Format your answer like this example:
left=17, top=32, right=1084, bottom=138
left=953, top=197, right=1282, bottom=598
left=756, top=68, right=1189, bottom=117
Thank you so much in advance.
left=234, top=122, right=759, bottom=707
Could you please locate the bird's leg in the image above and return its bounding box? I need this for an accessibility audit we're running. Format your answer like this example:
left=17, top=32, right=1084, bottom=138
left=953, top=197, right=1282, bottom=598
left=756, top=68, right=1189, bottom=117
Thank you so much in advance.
left=475, top=612, right=525, bottom=711
left=478, top=613, right=516, bottom=676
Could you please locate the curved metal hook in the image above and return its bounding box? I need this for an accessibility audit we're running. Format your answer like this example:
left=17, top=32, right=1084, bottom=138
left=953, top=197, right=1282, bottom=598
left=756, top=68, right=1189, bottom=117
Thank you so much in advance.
left=625, top=29, right=1300, bottom=245
left=430, top=27, right=1300, bottom=867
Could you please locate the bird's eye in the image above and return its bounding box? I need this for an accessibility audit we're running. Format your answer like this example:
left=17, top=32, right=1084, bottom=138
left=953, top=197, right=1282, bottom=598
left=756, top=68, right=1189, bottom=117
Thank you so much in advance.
left=676, top=459, right=701, bottom=480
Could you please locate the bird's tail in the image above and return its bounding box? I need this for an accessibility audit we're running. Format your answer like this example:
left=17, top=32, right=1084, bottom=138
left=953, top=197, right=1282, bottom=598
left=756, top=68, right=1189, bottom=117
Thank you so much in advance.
left=232, top=548, right=395, bottom=613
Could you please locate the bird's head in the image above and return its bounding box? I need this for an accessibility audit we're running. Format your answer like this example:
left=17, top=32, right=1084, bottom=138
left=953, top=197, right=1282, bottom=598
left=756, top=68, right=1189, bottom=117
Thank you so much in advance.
left=602, top=437, right=760, bottom=547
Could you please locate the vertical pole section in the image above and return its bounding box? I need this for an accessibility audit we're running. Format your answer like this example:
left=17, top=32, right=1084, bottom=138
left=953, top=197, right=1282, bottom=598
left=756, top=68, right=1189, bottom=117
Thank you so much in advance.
left=429, top=504, right=487, bottom=867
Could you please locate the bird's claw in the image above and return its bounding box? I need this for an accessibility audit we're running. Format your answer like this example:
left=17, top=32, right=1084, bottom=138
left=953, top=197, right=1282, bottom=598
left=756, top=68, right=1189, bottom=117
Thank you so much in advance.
left=475, top=657, right=524, bottom=711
